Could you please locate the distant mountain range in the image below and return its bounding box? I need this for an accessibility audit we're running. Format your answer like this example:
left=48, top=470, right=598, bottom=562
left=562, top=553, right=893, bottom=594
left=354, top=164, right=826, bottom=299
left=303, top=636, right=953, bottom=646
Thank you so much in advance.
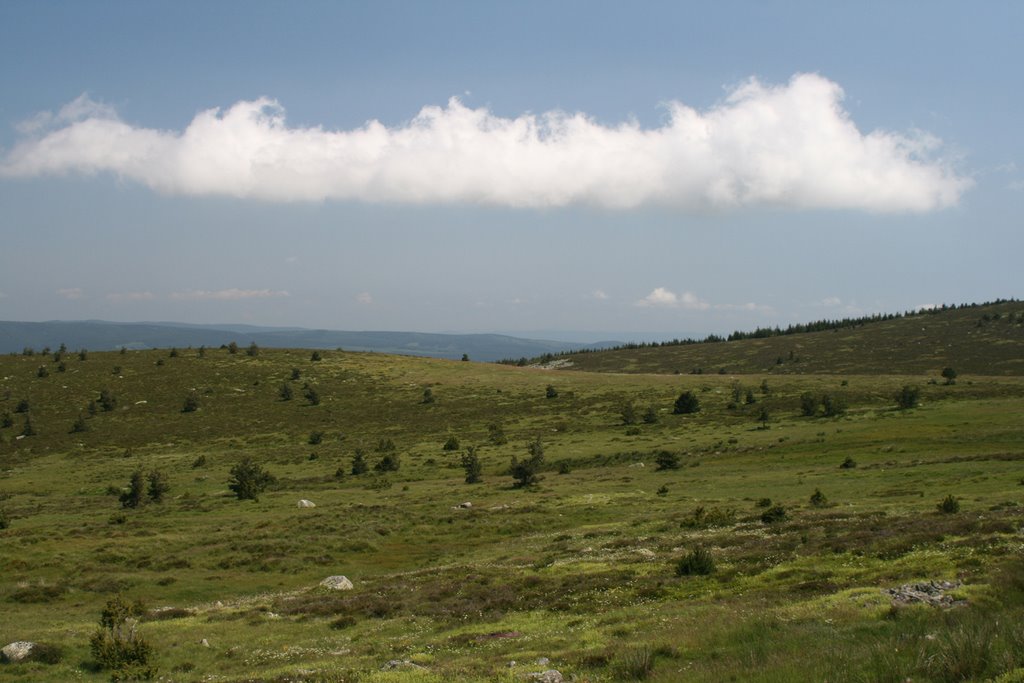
left=0, top=320, right=623, bottom=362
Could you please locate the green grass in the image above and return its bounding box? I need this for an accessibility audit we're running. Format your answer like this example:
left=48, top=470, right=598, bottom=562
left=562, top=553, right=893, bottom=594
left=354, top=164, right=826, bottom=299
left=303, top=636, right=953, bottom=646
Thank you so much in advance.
left=1, top=335, right=1023, bottom=681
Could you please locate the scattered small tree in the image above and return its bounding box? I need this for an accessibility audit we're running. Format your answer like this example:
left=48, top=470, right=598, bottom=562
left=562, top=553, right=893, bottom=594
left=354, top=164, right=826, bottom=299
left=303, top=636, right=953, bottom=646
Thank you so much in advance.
left=246, top=341, right=259, bottom=357
left=443, top=435, right=460, bottom=451
left=78, top=349, right=88, bottom=361
left=676, top=546, right=715, bottom=576
left=169, top=347, right=179, bottom=358
left=822, top=394, right=846, bottom=417
left=146, top=470, right=170, bottom=503
left=0, top=507, right=9, bottom=529
left=643, top=405, right=659, bottom=424
left=0, top=411, right=12, bottom=428
left=839, top=456, right=857, bottom=469
left=351, top=449, right=369, bottom=475
left=15, top=399, right=29, bottom=413
left=937, top=494, right=960, bottom=514
left=760, top=379, right=770, bottom=395
left=422, top=387, right=435, bottom=404
left=308, top=430, right=324, bottom=445
left=374, top=452, right=400, bottom=472
left=36, top=365, right=49, bottom=378
left=673, top=391, right=700, bottom=415
left=99, top=388, right=117, bottom=412
left=21, top=416, right=35, bottom=437
left=896, top=385, right=920, bottom=410
left=799, top=392, right=818, bottom=417
left=120, top=470, right=145, bottom=508
left=228, top=457, right=275, bottom=501
left=290, top=367, right=301, bottom=380
left=510, top=437, right=545, bottom=487
left=941, top=367, right=958, bottom=385
left=461, top=353, right=470, bottom=362
left=809, top=488, right=828, bottom=507
left=760, top=505, right=787, bottom=524
left=278, top=383, right=293, bottom=401
left=757, top=406, right=770, bottom=429
left=227, top=341, right=239, bottom=354
left=310, top=350, right=322, bottom=361
left=376, top=438, right=396, bottom=452
left=545, top=384, right=558, bottom=399
left=89, top=596, right=154, bottom=680
left=303, top=385, right=320, bottom=406
left=621, top=402, right=639, bottom=425
left=461, top=446, right=482, bottom=483
left=744, top=388, right=756, bottom=405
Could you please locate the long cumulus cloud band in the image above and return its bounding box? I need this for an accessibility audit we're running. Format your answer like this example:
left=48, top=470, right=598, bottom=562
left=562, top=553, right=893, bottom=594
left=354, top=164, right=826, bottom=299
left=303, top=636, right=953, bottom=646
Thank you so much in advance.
left=0, top=73, right=969, bottom=211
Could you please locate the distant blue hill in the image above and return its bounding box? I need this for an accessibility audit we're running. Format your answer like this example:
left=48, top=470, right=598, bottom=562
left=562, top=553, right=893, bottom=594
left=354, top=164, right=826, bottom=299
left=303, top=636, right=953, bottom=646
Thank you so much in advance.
left=0, top=320, right=622, bottom=362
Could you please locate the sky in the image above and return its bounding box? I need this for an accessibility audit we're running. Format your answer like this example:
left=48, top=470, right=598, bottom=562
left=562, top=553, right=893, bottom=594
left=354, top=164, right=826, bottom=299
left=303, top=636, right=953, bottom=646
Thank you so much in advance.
left=1, top=1, right=1022, bottom=342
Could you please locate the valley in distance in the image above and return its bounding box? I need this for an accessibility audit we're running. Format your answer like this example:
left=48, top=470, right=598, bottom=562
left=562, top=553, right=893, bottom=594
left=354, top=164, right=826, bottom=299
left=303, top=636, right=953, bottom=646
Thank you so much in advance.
left=1, top=300, right=1023, bottom=682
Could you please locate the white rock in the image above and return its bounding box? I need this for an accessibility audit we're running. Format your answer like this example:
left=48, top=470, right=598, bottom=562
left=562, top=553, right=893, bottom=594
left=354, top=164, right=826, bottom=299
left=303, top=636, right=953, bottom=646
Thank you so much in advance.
left=297, top=499, right=316, bottom=508
left=319, top=575, right=354, bottom=590
left=1, top=641, right=35, bottom=663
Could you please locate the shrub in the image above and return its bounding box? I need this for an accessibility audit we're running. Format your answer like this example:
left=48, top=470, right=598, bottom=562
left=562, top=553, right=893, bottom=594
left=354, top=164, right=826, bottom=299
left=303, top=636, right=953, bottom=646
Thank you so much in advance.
left=510, top=438, right=545, bottom=487
left=673, top=391, right=700, bottom=415
left=15, top=398, right=29, bottom=413
left=26, top=642, right=63, bottom=664
left=351, top=449, right=369, bottom=475
left=799, top=392, right=818, bottom=417
left=655, top=450, right=680, bottom=470
left=70, top=413, right=89, bottom=433
left=89, top=596, right=154, bottom=679
left=376, top=438, right=396, bottom=452
left=374, top=452, right=401, bottom=472
left=278, top=383, right=293, bottom=401
left=822, top=393, right=846, bottom=417
left=676, top=546, right=715, bottom=576
left=557, top=460, right=572, bottom=474
left=643, top=405, right=659, bottom=424
left=545, top=384, right=558, bottom=399
left=303, top=384, right=320, bottom=406
left=461, top=446, right=482, bottom=483
left=0, top=412, right=11, bottom=428
left=181, top=391, right=200, bottom=413
left=839, top=456, right=857, bottom=469
left=610, top=645, right=656, bottom=680
left=21, top=416, right=35, bottom=437
left=191, top=454, right=207, bottom=468
left=36, top=365, right=49, bottom=378
left=761, top=505, right=787, bottom=524
left=422, top=388, right=435, bottom=404
left=937, top=494, right=960, bottom=514
left=146, top=470, right=170, bottom=503
left=168, top=347, right=178, bottom=358
left=488, top=422, right=508, bottom=445
left=897, top=385, right=921, bottom=410
left=78, top=349, right=88, bottom=361
left=290, top=367, right=301, bottom=380
left=809, top=488, right=828, bottom=507
left=227, top=341, right=238, bottom=354
left=120, top=470, right=145, bottom=509
left=757, top=406, right=770, bottom=429
left=310, top=350, right=322, bottom=361
left=246, top=341, right=259, bottom=357
left=228, top=457, right=276, bottom=501
left=308, top=430, right=324, bottom=445
left=656, top=484, right=669, bottom=497
left=625, top=426, right=642, bottom=436
left=443, top=435, right=460, bottom=451
left=0, top=507, right=9, bottom=529
left=941, top=367, right=958, bottom=385
left=621, top=402, right=639, bottom=425
left=756, top=497, right=772, bottom=508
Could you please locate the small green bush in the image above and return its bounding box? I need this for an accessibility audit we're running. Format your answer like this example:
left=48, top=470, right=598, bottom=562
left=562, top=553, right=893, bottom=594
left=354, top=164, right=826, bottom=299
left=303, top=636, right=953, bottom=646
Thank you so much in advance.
left=897, top=385, right=921, bottom=410
left=443, top=435, right=460, bottom=451
left=673, top=391, right=700, bottom=414
left=839, top=456, right=857, bottom=469
left=676, top=546, right=715, bottom=576
left=308, top=430, right=324, bottom=445
left=654, top=450, right=680, bottom=470
left=937, top=494, right=960, bottom=514
left=810, top=488, right=828, bottom=507
left=26, top=642, right=63, bottom=664
left=761, top=505, right=787, bottom=524
left=228, top=457, right=276, bottom=501
left=610, top=645, right=656, bottom=680
left=89, top=596, right=154, bottom=679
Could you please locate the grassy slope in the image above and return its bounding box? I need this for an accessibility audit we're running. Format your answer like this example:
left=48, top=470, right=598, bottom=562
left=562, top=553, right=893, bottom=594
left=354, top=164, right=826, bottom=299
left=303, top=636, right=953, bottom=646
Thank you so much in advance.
left=561, top=301, right=1024, bottom=375
left=0, top=324, right=1022, bottom=681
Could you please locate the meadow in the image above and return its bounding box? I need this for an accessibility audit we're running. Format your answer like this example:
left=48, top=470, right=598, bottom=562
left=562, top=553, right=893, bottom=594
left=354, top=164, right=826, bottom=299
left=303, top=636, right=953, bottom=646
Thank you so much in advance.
left=1, top=303, right=1023, bottom=682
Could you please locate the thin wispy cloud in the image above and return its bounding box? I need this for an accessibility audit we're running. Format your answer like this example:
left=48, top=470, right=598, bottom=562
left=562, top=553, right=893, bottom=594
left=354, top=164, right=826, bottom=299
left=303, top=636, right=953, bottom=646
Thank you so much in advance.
left=106, top=291, right=156, bottom=302
left=0, top=74, right=968, bottom=212
left=56, top=287, right=84, bottom=300
left=356, top=292, right=373, bottom=305
left=168, top=288, right=289, bottom=301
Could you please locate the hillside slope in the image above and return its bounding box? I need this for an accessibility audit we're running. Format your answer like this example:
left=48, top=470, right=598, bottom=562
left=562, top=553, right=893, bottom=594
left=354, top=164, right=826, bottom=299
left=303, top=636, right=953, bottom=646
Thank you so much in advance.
left=561, top=301, right=1024, bottom=375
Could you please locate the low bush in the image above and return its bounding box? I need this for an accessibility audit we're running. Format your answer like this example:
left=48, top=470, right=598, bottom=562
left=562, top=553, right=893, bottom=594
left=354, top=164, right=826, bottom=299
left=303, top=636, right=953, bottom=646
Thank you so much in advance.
left=676, top=546, right=715, bottom=576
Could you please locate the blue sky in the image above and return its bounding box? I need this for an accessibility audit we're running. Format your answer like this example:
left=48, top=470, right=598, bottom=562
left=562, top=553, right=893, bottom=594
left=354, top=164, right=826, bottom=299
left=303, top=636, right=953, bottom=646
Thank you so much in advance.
left=1, top=1, right=1021, bottom=341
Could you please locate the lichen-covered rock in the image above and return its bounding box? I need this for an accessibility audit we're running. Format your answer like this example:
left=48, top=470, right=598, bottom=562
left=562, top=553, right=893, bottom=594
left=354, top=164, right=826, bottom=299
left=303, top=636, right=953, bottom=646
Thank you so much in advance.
left=319, top=575, right=354, bottom=590
left=381, top=659, right=426, bottom=671
left=1, top=641, right=35, bottom=663
left=529, top=670, right=563, bottom=683
left=297, top=499, right=316, bottom=508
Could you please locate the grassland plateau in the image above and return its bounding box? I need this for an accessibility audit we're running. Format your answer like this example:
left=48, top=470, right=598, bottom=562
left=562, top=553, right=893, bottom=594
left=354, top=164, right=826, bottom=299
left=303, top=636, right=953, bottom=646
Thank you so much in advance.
left=1, top=301, right=1023, bottom=682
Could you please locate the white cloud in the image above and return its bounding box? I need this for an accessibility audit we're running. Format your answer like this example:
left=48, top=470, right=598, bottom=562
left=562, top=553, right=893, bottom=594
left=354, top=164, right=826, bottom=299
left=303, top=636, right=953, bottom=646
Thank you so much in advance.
left=822, top=296, right=842, bottom=307
left=169, top=288, right=288, bottom=301
left=356, top=292, right=373, bottom=305
left=0, top=74, right=968, bottom=212
left=106, top=291, right=155, bottom=302
left=57, top=287, right=84, bottom=300
left=592, top=289, right=609, bottom=300
left=636, top=287, right=710, bottom=310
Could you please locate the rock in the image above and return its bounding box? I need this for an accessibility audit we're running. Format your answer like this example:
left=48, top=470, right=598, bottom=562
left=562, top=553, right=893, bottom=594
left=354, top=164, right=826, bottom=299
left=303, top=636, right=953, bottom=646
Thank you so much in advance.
left=529, top=670, right=563, bottom=683
left=536, top=657, right=550, bottom=666
left=199, top=638, right=210, bottom=648
left=884, top=580, right=965, bottom=608
left=381, top=659, right=426, bottom=671
left=453, top=501, right=473, bottom=509
left=635, top=548, right=656, bottom=559
left=297, top=499, right=316, bottom=508
left=1, top=641, right=35, bottom=663
left=319, top=575, right=354, bottom=590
